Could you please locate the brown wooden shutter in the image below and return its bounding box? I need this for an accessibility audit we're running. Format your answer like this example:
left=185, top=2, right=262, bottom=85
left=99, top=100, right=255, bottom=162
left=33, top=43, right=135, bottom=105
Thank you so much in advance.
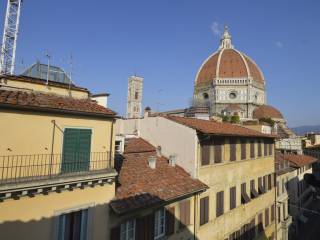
left=214, top=138, right=223, bottom=163
left=185, top=200, right=190, bottom=226
left=166, top=207, right=175, bottom=235
left=258, top=140, right=262, bottom=157
left=258, top=213, right=263, bottom=232
left=110, top=226, right=120, bottom=240
left=250, top=140, right=255, bottom=158
left=201, top=144, right=210, bottom=165
left=136, top=213, right=155, bottom=240
left=268, top=174, right=272, bottom=190
left=230, top=138, right=236, bottom=161
left=230, top=186, right=236, bottom=210
left=269, top=142, right=273, bottom=155
left=271, top=204, right=275, bottom=222
left=179, top=200, right=190, bottom=229
left=241, top=138, right=246, bottom=160
left=265, top=208, right=269, bottom=227
left=264, top=140, right=268, bottom=156
left=216, top=191, right=224, bottom=217
left=200, top=196, right=209, bottom=225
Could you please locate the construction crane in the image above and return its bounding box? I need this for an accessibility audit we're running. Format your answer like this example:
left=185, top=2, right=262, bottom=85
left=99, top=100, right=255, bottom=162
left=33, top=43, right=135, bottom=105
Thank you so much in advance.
left=0, top=0, right=22, bottom=75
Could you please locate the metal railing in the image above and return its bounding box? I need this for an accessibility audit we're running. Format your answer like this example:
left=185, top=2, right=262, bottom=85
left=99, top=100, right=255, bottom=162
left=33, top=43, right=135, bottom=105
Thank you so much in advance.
left=0, top=152, right=111, bottom=184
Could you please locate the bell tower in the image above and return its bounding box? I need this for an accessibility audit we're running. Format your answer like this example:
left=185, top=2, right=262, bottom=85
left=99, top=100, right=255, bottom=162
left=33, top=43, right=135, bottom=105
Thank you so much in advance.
left=126, top=75, right=143, bottom=119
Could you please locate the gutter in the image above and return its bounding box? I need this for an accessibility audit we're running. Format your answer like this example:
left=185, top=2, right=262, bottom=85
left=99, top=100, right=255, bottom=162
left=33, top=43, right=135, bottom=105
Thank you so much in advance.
left=0, top=103, right=120, bottom=120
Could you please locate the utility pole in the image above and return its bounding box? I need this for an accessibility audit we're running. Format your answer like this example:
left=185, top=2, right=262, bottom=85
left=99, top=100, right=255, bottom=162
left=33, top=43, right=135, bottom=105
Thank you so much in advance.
left=0, top=0, right=23, bottom=75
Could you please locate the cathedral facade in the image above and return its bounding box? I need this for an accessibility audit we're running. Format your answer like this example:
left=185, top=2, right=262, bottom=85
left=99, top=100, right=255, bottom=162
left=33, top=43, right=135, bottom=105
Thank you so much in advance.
left=193, top=26, right=266, bottom=119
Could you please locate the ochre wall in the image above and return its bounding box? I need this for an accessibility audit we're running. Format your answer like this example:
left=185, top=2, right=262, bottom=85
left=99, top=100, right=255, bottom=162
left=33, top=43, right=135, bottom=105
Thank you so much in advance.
left=196, top=137, right=276, bottom=239
left=2, top=78, right=89, bottom=99
left=0, top=183, right=115, bottom=240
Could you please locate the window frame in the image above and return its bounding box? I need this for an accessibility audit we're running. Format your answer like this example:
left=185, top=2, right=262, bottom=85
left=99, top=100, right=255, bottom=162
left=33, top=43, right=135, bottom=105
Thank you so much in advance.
left=120, top=219, right=136, bottom=240
left=154, top=209, right=166, bottom=239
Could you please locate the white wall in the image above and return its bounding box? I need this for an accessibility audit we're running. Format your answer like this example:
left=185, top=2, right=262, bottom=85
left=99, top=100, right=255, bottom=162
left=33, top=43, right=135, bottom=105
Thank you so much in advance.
left=115, top=116, right=198, bottom=178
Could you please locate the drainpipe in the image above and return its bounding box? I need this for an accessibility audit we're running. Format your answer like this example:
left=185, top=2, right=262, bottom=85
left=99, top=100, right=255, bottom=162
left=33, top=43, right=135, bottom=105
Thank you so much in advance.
left=49, top=120, right=56, bottom=177
left=194, top=194, right=197, bottom=240
left=108, top=119, right=115, bottom=168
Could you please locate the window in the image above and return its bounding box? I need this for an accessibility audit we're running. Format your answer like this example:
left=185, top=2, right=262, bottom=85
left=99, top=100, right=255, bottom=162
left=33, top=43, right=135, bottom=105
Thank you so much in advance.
left=250, top=180, right=259, bottom=199
left=268, top=174, right=272, bottom=191
left=214, top=138, right=223, bottom=163
left=120, top=219, right=135, bottom=240
left=201, top=144, right=210, bottom=166
left=134, top=92, right=139, bottom=100
left=264, top=141, right=268, bottom=156
left=278, top=206, right=281, bottom=223
left=258, top=177, right=265, bottom=194
left=271, top=204, right=275, bottom=222
left=241, top=183, right=250, bottom=204
left=268, top=142, right=273, bottom=155
left=282, top=179, right=285, bottom=194
left=230, top=186, right=236, bottom=210
left=216, top=191, right=224, bottom=217
left=276, top=181, right=279, bottom=196
left=179, top=200, right=190, bottom=229
left=258, top=141, right=262, bottom=157
left=230, top=138, right=237, bottom=161
left=250, top=140, right=255, bottom=159
left=200, top=197, right=209, bottom=225
left=265, top=208, right=269, bottom=227
left=57, top=209, right=88, bottom=240
left=166, top=207, right=175, bottom=235
left=154, top=209, right=165, bottom=239
left=241, top=139, right=246, bottom=160
left=258, top=213, right=263, bottom=232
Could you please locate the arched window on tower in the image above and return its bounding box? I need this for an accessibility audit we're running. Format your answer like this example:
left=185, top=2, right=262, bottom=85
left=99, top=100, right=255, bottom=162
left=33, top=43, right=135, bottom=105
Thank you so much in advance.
left=203, top=93, right=209, bottom=100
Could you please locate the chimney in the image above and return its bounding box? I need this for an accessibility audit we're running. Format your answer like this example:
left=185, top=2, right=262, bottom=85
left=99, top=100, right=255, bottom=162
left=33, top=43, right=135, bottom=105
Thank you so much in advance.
left=156, top=146, right=162, bottom=157
left=148, top=156, right=157, bottom=169
left=144, top=106, right=151, bottom=118
left=169, top=155, right=177, bottom=167
left=91, top=93, right=110, bottom=108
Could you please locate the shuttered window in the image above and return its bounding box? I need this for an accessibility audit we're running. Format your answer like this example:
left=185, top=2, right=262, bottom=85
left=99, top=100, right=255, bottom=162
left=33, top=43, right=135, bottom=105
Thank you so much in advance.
left=230, top=138, right=237, bottom=161
left=216, top=191, right=224, bottom=217
left=201, top=144, right=210, bottom=166
left=230, top=186, right=236, bottom=210
left=62, top=128, right=92, bottom=173
left=271, top=204, right=275, bottom=222
left=258, top=213, right=263, bottom=232
left=241, top=183, right=250, bottom=204
left=120, top=219, right=136, bottom=240
left=214, top=138, right=223, bottom=163
left=277, top=181, right=279, bottom=196
left=200, top=197, right=209, bottom=226
left=258, top=177, right=265, bottom=194
left=268, top=174, right=272, bottom=190
left=265, top=208, right=269, bottom=227
left=241, top=139, right=246, bottom=160
left=165, top=207, right=175, bottom=235
left=250, top=140, right=255, bottom=159
left=278, top=206, right=281, bottom=223
left=179, top=200, right=190, bottom=229
left=250, top=179, right=259, bottom=199
left=258, top=141, right=262, bottom=157
left=135, top=213, right=154, bottom=240
left=269, top=142, right=273, bottom=155
left=264, top=140, right=268, bottom=156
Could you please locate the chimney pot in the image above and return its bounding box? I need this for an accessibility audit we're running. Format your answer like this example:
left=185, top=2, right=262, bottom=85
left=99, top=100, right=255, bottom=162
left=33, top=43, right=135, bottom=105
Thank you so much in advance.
left=156, top=146, right=162, bottom=157
left=169, top=155, right=177, bottom=167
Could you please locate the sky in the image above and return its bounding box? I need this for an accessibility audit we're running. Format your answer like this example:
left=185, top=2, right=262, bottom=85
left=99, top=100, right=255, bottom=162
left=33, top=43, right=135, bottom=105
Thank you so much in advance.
left=0, top=0, right=319, bottom=127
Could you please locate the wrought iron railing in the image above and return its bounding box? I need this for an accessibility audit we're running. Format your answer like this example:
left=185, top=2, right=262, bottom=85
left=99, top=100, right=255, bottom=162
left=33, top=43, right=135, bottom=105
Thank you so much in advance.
left=0, top=152, right=111, bottom=185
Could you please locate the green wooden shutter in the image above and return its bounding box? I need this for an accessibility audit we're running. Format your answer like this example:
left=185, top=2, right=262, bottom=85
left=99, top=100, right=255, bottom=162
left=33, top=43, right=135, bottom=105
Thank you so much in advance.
left=62, top=128, right=91, bottom=173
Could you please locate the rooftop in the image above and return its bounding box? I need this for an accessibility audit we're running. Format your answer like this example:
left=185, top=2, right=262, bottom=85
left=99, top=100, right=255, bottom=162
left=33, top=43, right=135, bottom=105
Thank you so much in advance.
left=0, top=89, right=116, bottom=118
left=276, top=152, right=317, bottom=168
left=165, top=116, right=275, bottom=138
left=110, top=137, right=208, bottom=215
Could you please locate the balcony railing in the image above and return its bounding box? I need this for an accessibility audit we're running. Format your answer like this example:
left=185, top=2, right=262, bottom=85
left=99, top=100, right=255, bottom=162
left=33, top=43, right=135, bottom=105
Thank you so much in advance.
left=0, top=152, right=111, bottom=185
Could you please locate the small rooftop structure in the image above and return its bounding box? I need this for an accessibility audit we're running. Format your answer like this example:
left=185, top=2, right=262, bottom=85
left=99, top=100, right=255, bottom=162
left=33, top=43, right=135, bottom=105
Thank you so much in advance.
left=21, top=62, right=72, bottom=85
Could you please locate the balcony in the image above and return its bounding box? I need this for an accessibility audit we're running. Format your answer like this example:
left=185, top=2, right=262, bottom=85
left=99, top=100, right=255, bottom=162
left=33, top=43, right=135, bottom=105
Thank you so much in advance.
left=0, top=152, right=116, bottom=200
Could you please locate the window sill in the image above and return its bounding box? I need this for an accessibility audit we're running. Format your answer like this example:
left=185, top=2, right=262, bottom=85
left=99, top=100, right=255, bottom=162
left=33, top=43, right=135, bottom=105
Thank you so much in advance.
left=200, top=156, right=272, bottom=168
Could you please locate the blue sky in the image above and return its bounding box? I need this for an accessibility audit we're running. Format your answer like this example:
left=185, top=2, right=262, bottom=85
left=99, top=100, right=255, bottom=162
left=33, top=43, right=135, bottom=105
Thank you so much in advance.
left=0, top=0, right=319, bottom=127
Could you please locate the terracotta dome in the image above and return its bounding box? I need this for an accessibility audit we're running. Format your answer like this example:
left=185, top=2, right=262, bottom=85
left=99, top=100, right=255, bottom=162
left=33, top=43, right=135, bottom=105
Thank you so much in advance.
left=252, top=105, right=283, bottom=119
left=195, top=27, right=264, bottom=86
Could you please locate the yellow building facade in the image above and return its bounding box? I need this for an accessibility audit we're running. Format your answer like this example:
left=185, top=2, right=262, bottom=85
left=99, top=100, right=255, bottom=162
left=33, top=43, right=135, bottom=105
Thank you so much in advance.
left=0, top=75, right=117, bottom=240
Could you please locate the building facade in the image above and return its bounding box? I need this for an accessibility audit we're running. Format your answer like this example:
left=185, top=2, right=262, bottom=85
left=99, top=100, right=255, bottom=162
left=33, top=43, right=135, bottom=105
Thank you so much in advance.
left=0, top=74, right=117, bottom=240
left=116, top=115, right=277, bottom=239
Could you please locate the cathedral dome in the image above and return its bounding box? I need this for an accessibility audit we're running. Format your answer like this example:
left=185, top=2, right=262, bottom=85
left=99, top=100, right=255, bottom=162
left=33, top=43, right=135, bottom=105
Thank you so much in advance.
left=252, top=105, right=283, bottom=120
left=195, top=27, right=264, bottom=86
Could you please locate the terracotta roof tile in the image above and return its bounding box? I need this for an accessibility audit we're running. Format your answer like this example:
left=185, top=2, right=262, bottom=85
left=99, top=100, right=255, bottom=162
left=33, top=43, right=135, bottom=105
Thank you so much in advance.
left=111, top=138, right=208, bottom=214
left=165, top=116, right=275, bottom=138
left=252, top=105, right=283, bottom=119
left=276, top=152, right=317, bottom=168
left=0, top=89, right=116, bottom=117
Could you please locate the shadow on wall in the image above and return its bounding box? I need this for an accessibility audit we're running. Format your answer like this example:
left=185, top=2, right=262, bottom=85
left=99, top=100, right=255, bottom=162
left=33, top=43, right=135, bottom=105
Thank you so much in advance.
left=0, top=203, right=109, bottom=240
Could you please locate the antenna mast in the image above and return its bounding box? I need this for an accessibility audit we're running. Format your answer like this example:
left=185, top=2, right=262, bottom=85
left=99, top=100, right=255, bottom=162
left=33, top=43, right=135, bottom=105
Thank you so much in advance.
left=0, top=0, right=23, bottom=75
